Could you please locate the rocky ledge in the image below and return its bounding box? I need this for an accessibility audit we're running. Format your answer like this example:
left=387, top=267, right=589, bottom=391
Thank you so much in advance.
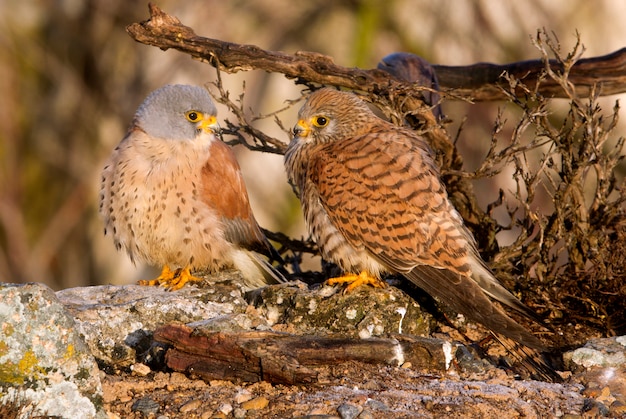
left=1, top=272, right=625, bottom=418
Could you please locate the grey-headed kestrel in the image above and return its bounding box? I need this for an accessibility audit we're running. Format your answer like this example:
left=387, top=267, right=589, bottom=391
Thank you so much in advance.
left=284, top=88, right=559, bottom=381
left=100, top=84, right=284, bottom=290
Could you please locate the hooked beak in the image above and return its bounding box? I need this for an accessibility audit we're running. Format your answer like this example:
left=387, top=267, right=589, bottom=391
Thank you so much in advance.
left=293, top=119, right=310, bottom=138
left=199, top=115, right=220, bottom=134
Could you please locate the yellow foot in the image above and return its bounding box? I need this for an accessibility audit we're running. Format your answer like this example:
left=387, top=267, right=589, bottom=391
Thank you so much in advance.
left=137, top=265, right=202, bottom=291
left=326, top=270, right=387, bottom=293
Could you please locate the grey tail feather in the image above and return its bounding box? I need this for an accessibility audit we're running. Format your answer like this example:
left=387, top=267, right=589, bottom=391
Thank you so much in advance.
left=492, top=334, right=562, bottom=383
left=248, top=251, right=287, bottom=285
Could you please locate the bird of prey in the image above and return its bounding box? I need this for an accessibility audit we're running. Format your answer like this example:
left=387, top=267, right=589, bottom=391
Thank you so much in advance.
left=100, top=84, right=284, bottom=290
left=284, top=87, right=558, bottom=380
left=377, top=52, right=444, bottom=121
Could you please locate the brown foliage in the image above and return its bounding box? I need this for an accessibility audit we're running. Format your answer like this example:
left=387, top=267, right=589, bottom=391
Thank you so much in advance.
left=487, top=33, right=626, bottom=338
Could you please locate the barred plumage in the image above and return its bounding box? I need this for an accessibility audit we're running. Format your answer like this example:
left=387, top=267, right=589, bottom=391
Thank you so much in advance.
left=284, top=88, right=559, bottom=381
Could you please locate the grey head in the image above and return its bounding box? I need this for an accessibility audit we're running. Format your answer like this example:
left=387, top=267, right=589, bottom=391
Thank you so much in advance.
left=134, top=84, right=218, bottom=141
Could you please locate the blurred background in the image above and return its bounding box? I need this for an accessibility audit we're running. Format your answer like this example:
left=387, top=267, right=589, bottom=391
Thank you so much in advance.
left=1, top=0, right=625, bottom=290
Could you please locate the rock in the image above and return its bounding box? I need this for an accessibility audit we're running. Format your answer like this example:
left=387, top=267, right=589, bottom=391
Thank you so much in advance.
left=364, top=399, right=389, bottom=411
left=54, top=277, right=458, bottom=382
left=254, top=282, right=434, bottom=338
left=563, top=336, right=626, bottom=370
left=219, top=402, right=234, bottom=415
left=564, top=336, right=626, bottom=416
left=179, top=398, right=202, bottom=412
left=131, top=396, right=160, bottom=416
left=337, top=402, right=361, bottom=419
left=56, top=271, right=250, bottom=367
left=233, top=389, right=253, bottom=404
left=0, top=282, right=106, bottom=419
left=130, top=362, right=151, bottom=376
left=241, top=396, right=269, bottom=410
left=356, top=409, right=374, bottom=419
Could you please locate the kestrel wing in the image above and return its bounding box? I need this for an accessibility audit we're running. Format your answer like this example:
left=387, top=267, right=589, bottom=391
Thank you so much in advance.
left=311, top=128, right=547, bottom=349
left=311, top=128, right=472, bottom=274
left=200, top=140, right=273, bottom=257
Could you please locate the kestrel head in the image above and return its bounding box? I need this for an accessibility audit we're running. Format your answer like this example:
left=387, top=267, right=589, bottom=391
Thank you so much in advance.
left=293, top=88, right=376, bottom=144
left=134, top=84, right=219, bottom=141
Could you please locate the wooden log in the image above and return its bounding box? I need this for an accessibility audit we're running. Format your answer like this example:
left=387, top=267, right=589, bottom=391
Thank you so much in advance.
left=153, top=324, right=455, bottom=385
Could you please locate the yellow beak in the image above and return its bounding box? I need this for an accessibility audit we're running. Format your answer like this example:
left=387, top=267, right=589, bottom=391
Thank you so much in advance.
left=293, top=119, right=311, bottom=138
left=199, top=115, right=219, bottom=134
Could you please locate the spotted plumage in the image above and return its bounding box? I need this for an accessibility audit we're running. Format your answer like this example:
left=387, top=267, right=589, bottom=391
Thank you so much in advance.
left=100, top=84, right=283, bottom=290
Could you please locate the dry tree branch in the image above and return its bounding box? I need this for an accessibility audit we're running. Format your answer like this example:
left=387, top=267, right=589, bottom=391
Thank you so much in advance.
left=483, top=31, right=626, bottom=337
left=207, top=68, right=293, bottom=155
left=125, top=5, right=626, bottom=266
left=464, top=30, right=626, bottom=334
left=127, top=4, right=626, bottom=103
left=126, top=4, right=441, bottom=111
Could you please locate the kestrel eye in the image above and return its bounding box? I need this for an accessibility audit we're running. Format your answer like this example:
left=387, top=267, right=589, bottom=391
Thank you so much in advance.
left=185, top=111, right=203, bottom=122
left=313, top=116, right=328, bottom=127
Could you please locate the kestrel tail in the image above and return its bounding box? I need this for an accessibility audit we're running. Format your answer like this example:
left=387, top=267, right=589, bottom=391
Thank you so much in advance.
left=284, top=88, right=559, bottom=381
left=100, top=84, right=285, bottom=291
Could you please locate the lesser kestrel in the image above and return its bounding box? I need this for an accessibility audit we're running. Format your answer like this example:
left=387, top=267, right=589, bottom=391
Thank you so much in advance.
left=100, top=84, right=284, bottom=290
left=377, top=52, right=443, bottom=120
left=284, top=88, right=556, bottom=378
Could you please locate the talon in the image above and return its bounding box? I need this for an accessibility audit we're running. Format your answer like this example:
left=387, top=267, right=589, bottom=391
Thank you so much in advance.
left=326, top=271, right=386, bottom=293
left=137, top=265, right=202, bottom=291
left=166, top=266, right=202, bottom=290
left=138, top=265, right=176, bottom=287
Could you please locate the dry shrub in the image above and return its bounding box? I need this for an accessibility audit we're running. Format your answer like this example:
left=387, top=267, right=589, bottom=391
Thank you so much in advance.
left=467, top=31, right=626, bottom=339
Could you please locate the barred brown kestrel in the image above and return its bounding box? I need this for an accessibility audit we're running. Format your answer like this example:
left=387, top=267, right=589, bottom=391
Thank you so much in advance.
left=284, top=88, right=556, bottom=378
left=100, top=84, right=284, bottom=290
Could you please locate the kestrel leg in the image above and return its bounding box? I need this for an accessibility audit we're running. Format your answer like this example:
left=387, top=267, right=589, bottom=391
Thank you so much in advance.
left=327, top=270, right=387, bottom=293
left=138, top=265, right=203, bottom=290
left=137, top=265, right=177, bottom=287
left=163, top=266, right=203, bottom=291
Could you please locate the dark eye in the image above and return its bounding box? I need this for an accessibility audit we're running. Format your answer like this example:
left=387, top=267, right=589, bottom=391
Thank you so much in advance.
left=185, top=111, right=203, bottom=122
left=313, top=116, right=328, bottom=127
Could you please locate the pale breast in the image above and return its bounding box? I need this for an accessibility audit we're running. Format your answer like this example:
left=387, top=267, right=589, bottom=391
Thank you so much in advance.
left=285, top=138, right=388, bottom=277
left=302, top=181, right=388, bottom=278
left=100, top=130, right=232, bottom=270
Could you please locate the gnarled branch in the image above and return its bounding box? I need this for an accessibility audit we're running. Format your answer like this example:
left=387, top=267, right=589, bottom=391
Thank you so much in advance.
left=127, top=4, right=626, bottom=101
